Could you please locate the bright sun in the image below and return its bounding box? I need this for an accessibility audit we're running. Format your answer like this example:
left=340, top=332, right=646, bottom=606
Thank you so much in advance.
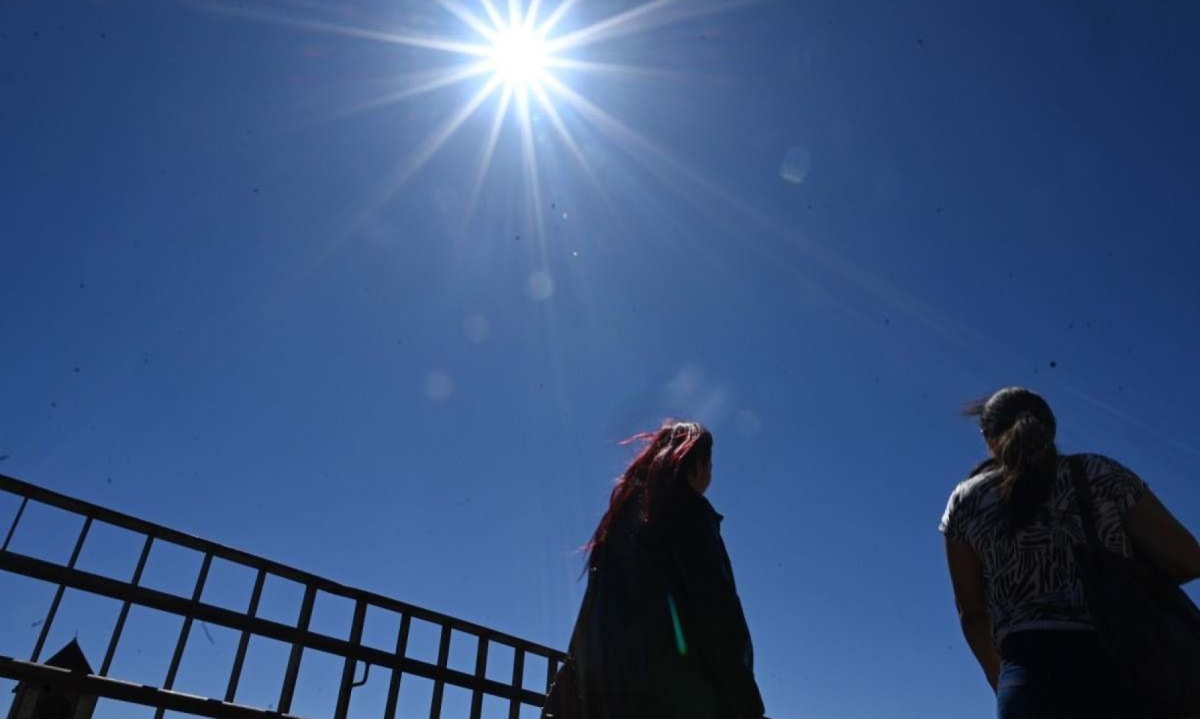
left=204, top=0, right=748, bottom=232
left=487, top=26, right=550, bottom=87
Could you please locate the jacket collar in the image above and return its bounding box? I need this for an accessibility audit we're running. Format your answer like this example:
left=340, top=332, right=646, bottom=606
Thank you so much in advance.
left=683, top=489, right=724, bottom=524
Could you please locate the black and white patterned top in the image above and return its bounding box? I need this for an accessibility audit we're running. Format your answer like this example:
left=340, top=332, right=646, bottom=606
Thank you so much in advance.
left=940, top=453, right=1149, bottom=642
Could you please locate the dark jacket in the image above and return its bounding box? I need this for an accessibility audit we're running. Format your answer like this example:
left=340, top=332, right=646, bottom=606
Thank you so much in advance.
left=572, top=488, right=764, bottom=719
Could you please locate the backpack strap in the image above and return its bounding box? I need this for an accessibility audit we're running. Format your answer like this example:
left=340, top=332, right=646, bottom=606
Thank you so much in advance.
left=1068, top=455, right=1101, bottom=549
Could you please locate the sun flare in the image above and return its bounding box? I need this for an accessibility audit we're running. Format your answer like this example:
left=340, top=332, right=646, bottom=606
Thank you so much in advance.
left=487, top=25, right=551, bottom=88
left=209, top=0, right=744, bottom=229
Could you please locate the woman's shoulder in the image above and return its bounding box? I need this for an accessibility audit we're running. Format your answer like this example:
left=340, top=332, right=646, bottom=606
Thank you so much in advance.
left=1063, top=452, right=1149, bottom=506
left=948, top=464, right=1003, bottom=504
left=1059, top=452, right=1138, bottom=481
left=940, top=466, right=1004, bottom=541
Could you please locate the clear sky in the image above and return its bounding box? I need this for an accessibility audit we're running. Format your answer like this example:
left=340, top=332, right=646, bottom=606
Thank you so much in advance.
left=2, top=1, right=1199, bottom=717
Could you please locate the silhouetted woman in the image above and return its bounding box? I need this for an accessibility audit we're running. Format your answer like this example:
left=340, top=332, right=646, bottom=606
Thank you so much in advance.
left=560, top=420, right=764, bottom=719
left=941, top=387, right=1200, bottom=718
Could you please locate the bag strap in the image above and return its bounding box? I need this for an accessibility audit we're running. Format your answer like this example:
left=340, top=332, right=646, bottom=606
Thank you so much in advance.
left=1068, top=455, right=1102, bottom=549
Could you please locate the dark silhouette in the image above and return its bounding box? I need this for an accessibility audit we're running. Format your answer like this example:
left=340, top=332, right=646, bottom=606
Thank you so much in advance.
left=942, top=387, right=1200, bottom=717
left=8, top=639, right=97, bottom=719
left=554, top=420, right=764, bottom=719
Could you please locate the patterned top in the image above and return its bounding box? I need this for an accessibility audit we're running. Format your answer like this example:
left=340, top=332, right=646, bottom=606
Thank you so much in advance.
left=940, top=453, right=1149, bottom=642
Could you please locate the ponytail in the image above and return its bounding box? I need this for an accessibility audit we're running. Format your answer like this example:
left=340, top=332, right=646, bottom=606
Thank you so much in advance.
left=965, top=388, right=1059, bottom=528
left=993, top=412, right=1058, bottom=527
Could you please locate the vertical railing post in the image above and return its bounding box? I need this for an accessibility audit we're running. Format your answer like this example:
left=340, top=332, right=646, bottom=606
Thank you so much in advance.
left=1, top=496, right=28, bottom=551
left=277, top=584, right=317, bottom=715
left=334, top=598, right=368, bottom=719
left=427, top=624, right=452, bottom=719
left=31, top=516, right=93, bottom=662
left=469, top=635, right=489, bottom=719
left=545, top=655, right=557, bottom=696
left=154, top=552, right=214, bottom=719
left=507, top=648, right=525, bottom=719
left=383, top=613, right=412, bottom=719
left=225, top=567, right=267, bottom=703
left=100, top=533, right=155, bottom=675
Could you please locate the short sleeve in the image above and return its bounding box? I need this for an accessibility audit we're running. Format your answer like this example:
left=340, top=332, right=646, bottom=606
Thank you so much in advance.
left=1086, top=454, right=1149, bottom=516
left=939, top=485, right=968, bottom=543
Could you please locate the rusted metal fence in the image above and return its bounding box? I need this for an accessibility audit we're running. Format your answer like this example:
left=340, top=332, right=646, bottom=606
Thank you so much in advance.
left=0, top=473, right=566, bottom=719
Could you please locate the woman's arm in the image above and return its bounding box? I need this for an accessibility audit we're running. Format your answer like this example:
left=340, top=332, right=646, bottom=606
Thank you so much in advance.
left=944, top=537, right=1001, bottom=692
left=1125, top=491, right=1200, bottom=584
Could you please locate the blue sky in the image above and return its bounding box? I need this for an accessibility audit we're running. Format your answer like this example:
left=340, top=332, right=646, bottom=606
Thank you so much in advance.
left=2, top=0, right=1199, bottom=717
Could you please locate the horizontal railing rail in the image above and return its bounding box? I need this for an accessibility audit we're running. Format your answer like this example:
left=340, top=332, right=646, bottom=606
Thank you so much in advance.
left=0, top=472, right=567, bottom=719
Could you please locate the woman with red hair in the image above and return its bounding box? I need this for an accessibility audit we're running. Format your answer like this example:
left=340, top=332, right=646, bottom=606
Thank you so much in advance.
left=551, top=420, right=765, bottom=719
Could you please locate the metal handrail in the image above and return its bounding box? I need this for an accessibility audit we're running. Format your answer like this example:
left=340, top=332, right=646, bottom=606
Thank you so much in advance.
left=0, top=472, right=567, bottom=719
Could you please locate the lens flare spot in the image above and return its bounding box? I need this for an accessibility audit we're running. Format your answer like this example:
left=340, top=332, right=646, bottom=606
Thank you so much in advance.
left=527, top=271, right=555, bottom=301
left=424, top=371, right=454, bottom=401
left=735, top=409, right=764, bottom=437
left=667, top=593, right=688, bottom=657
left=779, top=146, right=813, bottom=185
left=463, top=314, right=491, bottom=344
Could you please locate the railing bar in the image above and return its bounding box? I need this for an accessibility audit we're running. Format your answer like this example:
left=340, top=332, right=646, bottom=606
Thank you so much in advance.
left=31, top=515, right=93, bottom=662
left=508, top=648, right=525, bottom=719
left=2, top=549, right=556, bottom=702
left=469, top=636, right=489, bottom=719
left=546, top=656, right=557, bottom=694
left=428, top=624, right=453, bottom=719
left=383, top=613, right=412, bottom=719
left=333, top=599, right=368, bottom=719
left=1, top=495, right=28, bottom=551
left=277, top=584, right=317, bottom=715
left=225, top=567, right=267, bottom=703
left=156, top=551, right=214, bottom=719
left=0, top=473, right=560, bottom=657
left=0, top=658, right=306, bottom=719
left=0, top=659, right=576, bottom=719
left=100, top=533, right=155, bottom=675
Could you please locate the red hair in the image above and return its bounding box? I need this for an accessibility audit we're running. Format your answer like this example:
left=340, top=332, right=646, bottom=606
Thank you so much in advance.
left=587, top=420, right=713, bottom=562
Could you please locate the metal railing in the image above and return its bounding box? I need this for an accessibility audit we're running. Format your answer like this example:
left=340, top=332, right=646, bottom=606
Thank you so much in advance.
left=0, top=473, right=566, bottom=719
